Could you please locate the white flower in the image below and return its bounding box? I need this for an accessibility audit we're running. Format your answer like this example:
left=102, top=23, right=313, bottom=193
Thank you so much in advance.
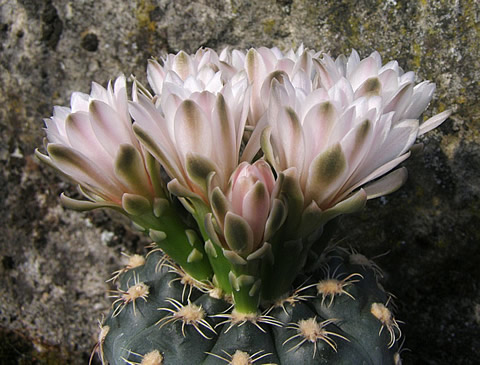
left=315, top=50, right=444, bottom=126
left=260, top=50, right=450, bottom=219
left=147, top=49, right=226, bottom=97
left=36, top=76, right=160, bottom=213
left=131, top=52, right=259, bottom=205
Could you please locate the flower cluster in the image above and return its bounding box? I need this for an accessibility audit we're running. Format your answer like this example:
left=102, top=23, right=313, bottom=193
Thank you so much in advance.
left=37, top=46, right=450, bottom=312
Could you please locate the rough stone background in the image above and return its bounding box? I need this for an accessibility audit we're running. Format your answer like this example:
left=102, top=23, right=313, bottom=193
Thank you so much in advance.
left=0, top=0, right=478, bottom=364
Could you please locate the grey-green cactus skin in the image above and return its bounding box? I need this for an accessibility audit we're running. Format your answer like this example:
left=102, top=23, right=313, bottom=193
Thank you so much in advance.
left=100, top=249, right=401, bottom=365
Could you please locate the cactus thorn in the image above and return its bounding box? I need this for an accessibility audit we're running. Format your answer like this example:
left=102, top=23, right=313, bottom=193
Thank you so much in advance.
left=370, top=298, right=402, bottom=348
left=341, top=246, right=387, bottom=279
left=314, top=271, right=363, bottom=307
left=206, top=349, right=274, bottom=365
left=213, top=310, right=282, bottom=334
left=121, top=349, right=164, bottom=365
left=143, top=246, right=172, bottom=273
left=109, top=273, right=149, bottom=317
left=157, top=298, right=216, bottom=339
left=284, top=317, right=349, bottom=357
left=89, top=320, right=109, bottom=365
left=270, top=278, right=316, bottom=315
left=106, top=252, right=146, bottom=283
left=166, top=263, right=213, bottom=301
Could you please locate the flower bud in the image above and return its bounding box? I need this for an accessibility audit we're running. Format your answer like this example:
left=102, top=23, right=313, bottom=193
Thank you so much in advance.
left=210, top=160, right=275, bottom=256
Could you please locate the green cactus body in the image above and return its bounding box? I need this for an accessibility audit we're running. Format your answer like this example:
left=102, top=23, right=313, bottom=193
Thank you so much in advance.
left=99, top=248, right=401, bottom=365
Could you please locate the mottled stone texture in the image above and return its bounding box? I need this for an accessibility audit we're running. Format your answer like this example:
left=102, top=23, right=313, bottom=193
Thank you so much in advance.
left=0, top=0, right=478, bottom=363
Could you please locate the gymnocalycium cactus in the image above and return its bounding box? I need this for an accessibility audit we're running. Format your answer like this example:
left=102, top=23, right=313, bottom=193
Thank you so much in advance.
left=36, top=46, right=450, bottom=364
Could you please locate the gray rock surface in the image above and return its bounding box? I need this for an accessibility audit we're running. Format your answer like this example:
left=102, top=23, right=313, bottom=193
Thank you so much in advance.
left=0, top=0, right=478, bottom=363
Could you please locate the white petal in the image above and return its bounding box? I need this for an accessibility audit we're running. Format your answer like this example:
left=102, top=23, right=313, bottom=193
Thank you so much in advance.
left=172, top=51, right=194, bottom=80
left=70, top=92, right=90, bottom=112
left=364, top=167, right=408, bottom=199
left=89, top=100, right=133, bottom=158
left=211, top=93, right=236, bottom=178
left=174, top=99, right=212, bottom=161
left=65, top=112, right=112, bottom=171
left=384, top=82, right=413, bottom=121
left=303, top=101, right=337, bottom=167
left=404, top=82, right=436, bottom=119
left=349, top=55, right=378, bottom=90
left=147, top=59, right=166, bottom=95
left=47, top=143, right=124, bottom=202
left=343, top=152, right=411, bottom=200
left=274, top=107, right=305, bottom=171
left=418, top=110, right=451, bottom=135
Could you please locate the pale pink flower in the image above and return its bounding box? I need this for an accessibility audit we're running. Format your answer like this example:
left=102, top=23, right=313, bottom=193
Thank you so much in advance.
left=147, top=48, right=226, bottom=98
left=314, top=50, right=444, bottom=126
left=131, top=53, right=259, bottom=204
left=260, top=51, right=451, bottom=220
left=36, top=76, right=159, bottom=212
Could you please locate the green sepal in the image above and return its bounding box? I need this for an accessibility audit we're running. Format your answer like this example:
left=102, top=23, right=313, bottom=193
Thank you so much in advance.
left=203, top=237, right=233, bottom=294
left=236, top=274, right=256, bottom=288
left=249, top=279, right=262, bottom=297
left=185, top=229, right=202, bottom=247
left=278, top=168, right=304, bottom=236
left=210, top=187, right=230, bottom=228
left=224, top=212, right=254, bottom=255
left=152, top=198, right=169, bottom=218
left=149, top=229, right=167, bottom=242
left=260, top=126, right=278, bottom=171
left=187, top=248, right=204, bottom=263
left=204, top=239, right=218, bottom=258
left=264, top=198, right=287, bottom=241
left=144, top=149, right=167, bottom=199
left=246, top=242, right=272, bottom=262
left=60, top=193, right=120, bottom=212
left=204, top=213, right=223, bottom=248
left=122, top=193, right=151, bottom=216
left=223, top=249, right=248, bottom=266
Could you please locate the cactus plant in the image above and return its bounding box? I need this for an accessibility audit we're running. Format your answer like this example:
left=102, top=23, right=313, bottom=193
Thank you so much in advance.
left=36, top=46, right=450, bottom=364
left=99, top=247, right=402, bottom=365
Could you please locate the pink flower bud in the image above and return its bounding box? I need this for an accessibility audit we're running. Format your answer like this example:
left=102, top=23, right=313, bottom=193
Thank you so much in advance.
left=226, top=160, right=275, bottom=251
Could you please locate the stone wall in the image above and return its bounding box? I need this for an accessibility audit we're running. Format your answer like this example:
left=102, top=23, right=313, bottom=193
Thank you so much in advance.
left=0, top=0, right=478, bottom=363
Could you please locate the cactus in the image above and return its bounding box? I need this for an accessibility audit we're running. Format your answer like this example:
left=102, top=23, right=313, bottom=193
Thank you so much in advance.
left=97, top=247, right=402, bottom=364
left=35, top=46, right=449, bottom=365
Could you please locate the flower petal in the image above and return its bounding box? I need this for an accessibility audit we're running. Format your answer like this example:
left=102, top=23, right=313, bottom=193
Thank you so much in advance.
left=364, top=167, right=408, bottom=200
left=114, top=143, right=153, bottom=197
left=174, top=99, right=212, bottom=160
left=418, top=110, right=451, bottom=136
left=306, top=143, right=348, bottom=207
left=89, top=100, right=133, bottom=157
left=47, top=143, right=123, bottom=202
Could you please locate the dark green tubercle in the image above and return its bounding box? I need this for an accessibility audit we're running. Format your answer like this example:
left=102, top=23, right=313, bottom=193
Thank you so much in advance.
left=98, top=247, right=402, bottom=364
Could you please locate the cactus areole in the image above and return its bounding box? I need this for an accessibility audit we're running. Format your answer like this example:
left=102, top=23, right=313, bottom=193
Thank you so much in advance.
left=36, top=46, right=450, bottom=364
